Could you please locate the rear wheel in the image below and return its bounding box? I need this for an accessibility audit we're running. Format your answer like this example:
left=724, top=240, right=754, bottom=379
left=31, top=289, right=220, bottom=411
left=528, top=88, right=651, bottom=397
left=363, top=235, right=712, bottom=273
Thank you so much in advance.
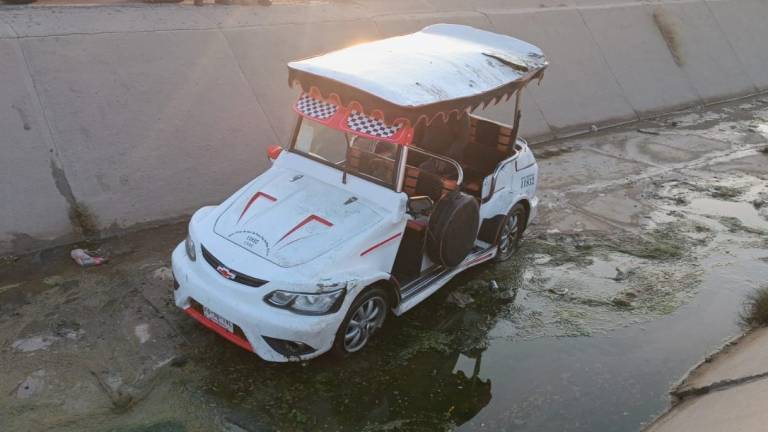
left=495, top=203, right=527, bottom=262
left=332, top=286, right=389, bottom=356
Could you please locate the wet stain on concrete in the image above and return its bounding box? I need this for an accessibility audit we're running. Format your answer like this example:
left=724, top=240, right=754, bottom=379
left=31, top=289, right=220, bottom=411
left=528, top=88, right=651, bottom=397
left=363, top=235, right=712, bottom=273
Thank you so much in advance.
left=49, top=157, right=98, bottom=236
left=653, top=6, right=684, bottom=67
left=11, top=103, right=32, bottom=131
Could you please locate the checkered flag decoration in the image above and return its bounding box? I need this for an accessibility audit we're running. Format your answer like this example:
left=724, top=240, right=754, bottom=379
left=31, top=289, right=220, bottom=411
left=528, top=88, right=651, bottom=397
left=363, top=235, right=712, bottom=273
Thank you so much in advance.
left=346, top=111, right=402, bottom=139
left=296, top=94, right=338, bottom=120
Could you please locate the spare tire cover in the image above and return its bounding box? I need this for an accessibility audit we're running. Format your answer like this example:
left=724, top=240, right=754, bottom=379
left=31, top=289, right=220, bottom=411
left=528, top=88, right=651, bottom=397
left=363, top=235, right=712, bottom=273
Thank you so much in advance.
left=426, top=191, right=480, bottom=267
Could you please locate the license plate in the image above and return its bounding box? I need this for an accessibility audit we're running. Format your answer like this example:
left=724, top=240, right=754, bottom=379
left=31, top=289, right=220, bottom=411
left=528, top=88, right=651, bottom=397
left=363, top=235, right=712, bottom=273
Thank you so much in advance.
left=203, top=306, right=234, bottom=333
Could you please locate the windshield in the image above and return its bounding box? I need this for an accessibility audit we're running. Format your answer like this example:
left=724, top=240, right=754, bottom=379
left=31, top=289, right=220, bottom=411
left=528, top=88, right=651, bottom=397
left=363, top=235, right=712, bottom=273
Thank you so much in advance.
left=291, top=117, right=400, bottom=188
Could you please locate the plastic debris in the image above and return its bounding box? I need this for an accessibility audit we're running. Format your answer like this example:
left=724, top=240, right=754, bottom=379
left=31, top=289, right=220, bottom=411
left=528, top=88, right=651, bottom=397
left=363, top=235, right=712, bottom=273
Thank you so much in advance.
left=152, top=266, right=174, bottom=281
left=500, top=287, right=518, bottom=303
left=550, top=287, right=569, bottom=296
left=15, top=370, right=46, bottom=399
left=0, top=255, right=19, bottom=265
left=612, top=297, right=633, bottom=308
left=637, top=128, right=661, bottom=135
left=70, top=249, right=107, bottom=267
left=613, top=266, right=637, bottom=282
left=446, top=291, right=474, bottom=308
left=489, top=280, right=518, bottom=303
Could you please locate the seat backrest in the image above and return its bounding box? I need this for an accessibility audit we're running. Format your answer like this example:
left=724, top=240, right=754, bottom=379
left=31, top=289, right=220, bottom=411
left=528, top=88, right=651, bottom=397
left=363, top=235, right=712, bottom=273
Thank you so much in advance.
left=402, top=166, right=421, bottom=196
left=347, top=146, right=365, bottom=172
left=470, top=116, right=515, bottom=154
left=464, top=116, right=518, bottom=174
left=403, top=166, right=457, bottom=202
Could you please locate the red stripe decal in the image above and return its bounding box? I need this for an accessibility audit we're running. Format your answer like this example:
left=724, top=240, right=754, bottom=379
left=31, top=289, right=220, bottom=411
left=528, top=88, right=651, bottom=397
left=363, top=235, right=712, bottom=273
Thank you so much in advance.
left=184, top=307, right=253, bottom=352
left=276, top=214, right=333, bottom=245
left=360, top=232, right=402, bottom=257
left=238, top=192, right=277, bottom=222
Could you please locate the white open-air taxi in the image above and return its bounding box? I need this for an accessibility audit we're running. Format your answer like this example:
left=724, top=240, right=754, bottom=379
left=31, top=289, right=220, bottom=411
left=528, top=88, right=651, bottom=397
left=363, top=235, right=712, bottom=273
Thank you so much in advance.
left=172, top=24, right=549, bottom=362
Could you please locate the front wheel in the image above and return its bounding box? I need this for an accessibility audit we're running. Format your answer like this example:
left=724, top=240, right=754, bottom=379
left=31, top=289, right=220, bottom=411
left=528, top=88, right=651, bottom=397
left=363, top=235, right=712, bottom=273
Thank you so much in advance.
left=494, top=203, right=527, bottom=262
left=332, top=286, right=389, bottom=356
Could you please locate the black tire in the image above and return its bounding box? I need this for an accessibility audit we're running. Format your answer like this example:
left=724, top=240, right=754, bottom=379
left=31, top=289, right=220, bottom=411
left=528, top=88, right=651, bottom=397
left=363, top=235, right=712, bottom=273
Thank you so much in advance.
left=331, top=286, right=389, bottom=357
left=494, top=203, right=527, bottom=262
left=426, top=191, right=480, bottom=267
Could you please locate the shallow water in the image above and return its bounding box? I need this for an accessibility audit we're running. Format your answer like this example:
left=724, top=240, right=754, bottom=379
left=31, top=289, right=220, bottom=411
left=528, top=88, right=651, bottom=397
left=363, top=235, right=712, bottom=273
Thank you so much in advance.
left=455, top=247, right=767, bottom=432
left=687, top=198, right=768, bottom=231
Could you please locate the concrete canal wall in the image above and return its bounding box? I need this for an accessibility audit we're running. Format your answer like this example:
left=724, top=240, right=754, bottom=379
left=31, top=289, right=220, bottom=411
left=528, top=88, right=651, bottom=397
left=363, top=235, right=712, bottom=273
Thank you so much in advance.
left=2, top=0, right=767, bottom=254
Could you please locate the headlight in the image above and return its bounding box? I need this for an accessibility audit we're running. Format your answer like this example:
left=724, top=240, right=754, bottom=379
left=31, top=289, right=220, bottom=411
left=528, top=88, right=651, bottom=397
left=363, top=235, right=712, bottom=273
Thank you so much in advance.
left=264, top=287, right=346, bottom=315
left=185, top=235, right=196, bottom=261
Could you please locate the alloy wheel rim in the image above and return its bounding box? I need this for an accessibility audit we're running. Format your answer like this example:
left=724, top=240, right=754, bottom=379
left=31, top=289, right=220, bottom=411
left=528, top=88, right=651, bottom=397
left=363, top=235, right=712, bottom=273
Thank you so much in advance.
left=499, top=213, right=519, bottom=257
left=344, top=297, right=385, bottom=352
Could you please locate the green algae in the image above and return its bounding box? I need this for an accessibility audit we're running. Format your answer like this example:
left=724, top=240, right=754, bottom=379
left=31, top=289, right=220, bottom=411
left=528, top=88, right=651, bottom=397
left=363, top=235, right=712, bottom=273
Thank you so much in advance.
left=707, top=185, right=746, bottom=201
left=529, top=222, right=694, bottom=265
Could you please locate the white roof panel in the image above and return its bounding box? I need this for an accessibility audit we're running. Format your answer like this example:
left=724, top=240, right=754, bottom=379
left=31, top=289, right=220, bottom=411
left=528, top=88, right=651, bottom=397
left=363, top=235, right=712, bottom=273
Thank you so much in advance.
left=288, top=24, right=548, bottom=109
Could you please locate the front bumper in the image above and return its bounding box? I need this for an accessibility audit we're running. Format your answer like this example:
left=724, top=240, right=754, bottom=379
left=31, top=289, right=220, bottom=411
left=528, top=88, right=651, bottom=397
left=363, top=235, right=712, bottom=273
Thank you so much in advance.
left=171, top=243, right=343, bottom=362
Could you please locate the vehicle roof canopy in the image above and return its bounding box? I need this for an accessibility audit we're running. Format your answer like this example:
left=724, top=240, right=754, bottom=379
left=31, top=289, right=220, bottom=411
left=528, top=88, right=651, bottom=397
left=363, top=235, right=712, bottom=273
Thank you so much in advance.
left=288, top=24, right=548, bottom=129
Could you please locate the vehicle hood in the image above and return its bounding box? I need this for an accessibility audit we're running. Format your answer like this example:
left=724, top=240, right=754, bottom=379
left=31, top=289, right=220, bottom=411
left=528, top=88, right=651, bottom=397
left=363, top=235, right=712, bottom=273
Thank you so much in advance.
left=213, top=171, right=383, bottom=268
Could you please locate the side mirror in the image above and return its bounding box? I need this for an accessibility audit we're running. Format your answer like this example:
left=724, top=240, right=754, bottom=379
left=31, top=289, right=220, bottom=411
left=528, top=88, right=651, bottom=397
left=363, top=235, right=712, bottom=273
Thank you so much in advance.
left=267, top=145, right=283, bottom=162
left=407, top=195, right=434, bottom=216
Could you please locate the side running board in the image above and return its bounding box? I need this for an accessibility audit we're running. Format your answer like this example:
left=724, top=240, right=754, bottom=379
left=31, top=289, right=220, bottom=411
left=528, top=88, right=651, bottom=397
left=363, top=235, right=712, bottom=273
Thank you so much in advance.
left=398, top=246, right=496, bottom=302
left=400, top=265, right=448, bottom=301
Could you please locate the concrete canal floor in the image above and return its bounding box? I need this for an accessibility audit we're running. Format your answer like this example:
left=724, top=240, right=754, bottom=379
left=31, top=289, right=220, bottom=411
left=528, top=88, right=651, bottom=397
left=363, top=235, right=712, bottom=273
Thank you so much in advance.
left=2, top=96, right=768, bottom=432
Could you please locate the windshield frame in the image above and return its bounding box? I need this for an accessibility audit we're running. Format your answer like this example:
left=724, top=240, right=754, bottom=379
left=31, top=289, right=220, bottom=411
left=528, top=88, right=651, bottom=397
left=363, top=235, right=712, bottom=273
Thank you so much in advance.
left=288, top=116, right=404, bottom=191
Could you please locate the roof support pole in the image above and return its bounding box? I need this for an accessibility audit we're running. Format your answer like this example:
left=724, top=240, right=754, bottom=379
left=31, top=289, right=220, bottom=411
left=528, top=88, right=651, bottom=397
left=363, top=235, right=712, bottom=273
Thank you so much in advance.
left=510, top=89, right=523, bottom=149
left=396, top=146, right=408, bottom=193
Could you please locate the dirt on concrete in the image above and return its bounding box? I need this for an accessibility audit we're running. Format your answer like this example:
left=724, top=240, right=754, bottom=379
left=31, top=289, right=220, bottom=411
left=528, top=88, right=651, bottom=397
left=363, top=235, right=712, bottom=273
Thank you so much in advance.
left=1, top=95, right=768, bottom=431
